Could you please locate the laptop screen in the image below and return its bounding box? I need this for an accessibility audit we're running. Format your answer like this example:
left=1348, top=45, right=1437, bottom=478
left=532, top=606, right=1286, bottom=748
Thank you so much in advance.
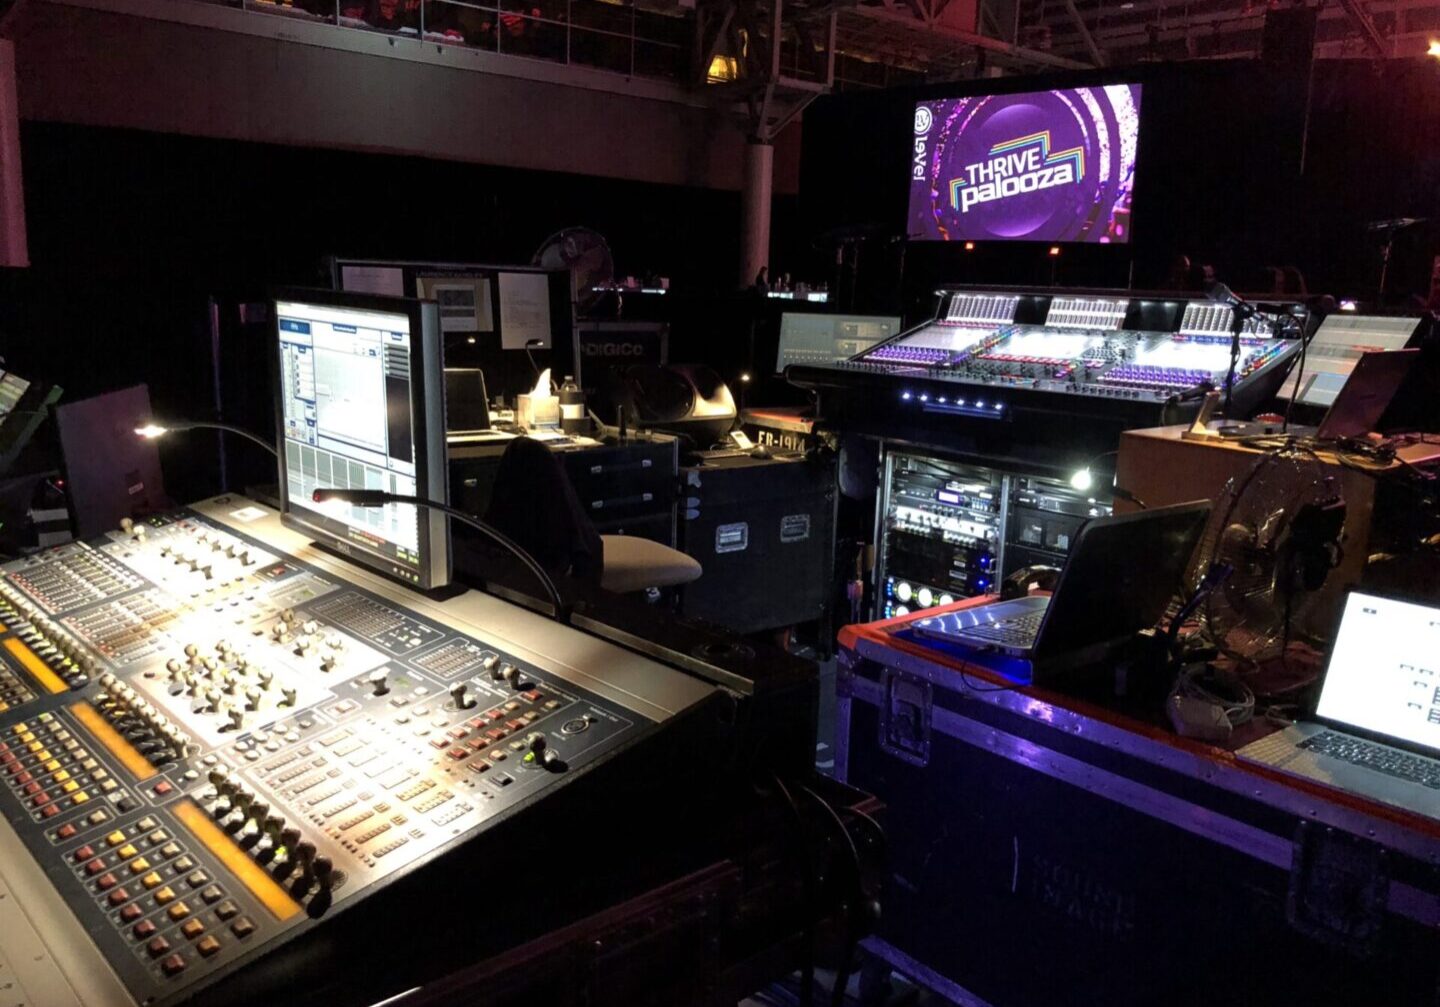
left=1315, top=591, right=1440, bottom=754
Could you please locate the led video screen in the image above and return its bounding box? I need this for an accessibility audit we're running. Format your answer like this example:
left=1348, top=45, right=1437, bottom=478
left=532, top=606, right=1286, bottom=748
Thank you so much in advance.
left=908, top=84, right=1142, bottom=244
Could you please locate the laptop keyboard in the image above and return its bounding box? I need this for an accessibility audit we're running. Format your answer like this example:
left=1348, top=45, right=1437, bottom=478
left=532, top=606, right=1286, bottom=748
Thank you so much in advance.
left=1300, top=730, right=1440, bottom=789
left=961, top=611, right=1046, bottom=647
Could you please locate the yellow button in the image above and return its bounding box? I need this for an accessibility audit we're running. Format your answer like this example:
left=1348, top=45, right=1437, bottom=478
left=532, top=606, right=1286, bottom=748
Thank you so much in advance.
left=154, top=885, right=176, bottom=904
left=52, top=769, right=70, bottom=782
left=142, top=872, right=163, bottom=890
left=61, top=780, right=79, bottom=793
left=180, top=919, right=205, bottom=939
left=0, top=702, right=9, bottom=713
left=72, top=791, right=89, bottom=803
left=20, top=732, right=35, bottom=744
left=10, top=724, right=26, bottom=734
left=128, top=857, right=151, bottom=874
left=44, top=759, right=60, bottom=772
left=117, top=843, right=138, bottom=859
left=167, top=902, right=191, bottom=921
left=106, top=830, right=127, bottom=847
left=27, top=740, right=42, bottom=752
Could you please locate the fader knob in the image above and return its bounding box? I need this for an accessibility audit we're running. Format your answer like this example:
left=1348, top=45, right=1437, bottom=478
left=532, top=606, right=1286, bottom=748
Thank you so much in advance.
left=313, top=856, right=334, bottom=892
left=449, top=682, right=475, bottom=710
left=280, top=686, right=298, bottom=708
left=369, top=669, right=389, bottom=697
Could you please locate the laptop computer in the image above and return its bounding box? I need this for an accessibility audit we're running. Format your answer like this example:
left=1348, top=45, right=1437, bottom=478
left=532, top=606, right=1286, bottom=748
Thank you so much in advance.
left=911, top=500, right=1211, bottom=668
left=1298, top=348, right=1418, bottom=441
left=1237, top=589, right=1440, bottom=820
left=444, top=367, right=509, bottom=444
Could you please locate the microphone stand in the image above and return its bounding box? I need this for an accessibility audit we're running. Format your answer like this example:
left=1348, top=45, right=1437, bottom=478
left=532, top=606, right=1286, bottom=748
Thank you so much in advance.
left=310, top=489, right=566, bottom=622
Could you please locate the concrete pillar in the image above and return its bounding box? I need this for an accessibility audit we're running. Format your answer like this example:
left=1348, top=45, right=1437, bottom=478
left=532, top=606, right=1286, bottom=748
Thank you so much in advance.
left=739, top=140, right=774, bottom=289
left=0, top=41, right=28, bottom=267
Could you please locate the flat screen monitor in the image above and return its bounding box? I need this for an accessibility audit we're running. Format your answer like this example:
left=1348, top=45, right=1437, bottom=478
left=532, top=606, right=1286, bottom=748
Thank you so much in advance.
left=908, top=83, right=1143, bottom=244
left=273, top=290, right=450, bottom=590
left=776, top=313, right=901, bottom=372
left=1281, top=314, right=1421, bottom=407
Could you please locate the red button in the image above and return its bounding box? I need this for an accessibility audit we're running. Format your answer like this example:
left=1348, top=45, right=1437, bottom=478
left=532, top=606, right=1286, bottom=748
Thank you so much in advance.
left=96, top=872, right=118, bottom=891
left=146, top=936, right=170, bottom=958
left=447, top=747, right=467, bottom=760
left=428, top=738, right=448, bottom=750
left=41, top=804, right=60, bottom=818
left=107, top=887, right=131, bottom=906
left=161, top=953, right=187, bottom=976
left=73, top=844, right=96, bottom=862
left=56, top=823, right=78, bottom=840
left=120, top=903, right=143, bottom=922
left=134, top=919, right=157, bottom=939
left=84, top=858, right=106, bottom=876
left=23, top=781, right=42, bottom=795
left=153, top=781, right=173, bottom=796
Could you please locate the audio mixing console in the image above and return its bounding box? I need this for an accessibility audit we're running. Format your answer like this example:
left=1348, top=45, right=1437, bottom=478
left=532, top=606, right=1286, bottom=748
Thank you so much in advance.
left=0, top=497, right=717, bottom=1007
left=787, top=288, right=1303, bottom=427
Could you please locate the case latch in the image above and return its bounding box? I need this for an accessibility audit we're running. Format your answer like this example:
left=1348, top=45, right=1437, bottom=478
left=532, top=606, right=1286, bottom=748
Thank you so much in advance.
left=878, top=668, right=932, bottom=767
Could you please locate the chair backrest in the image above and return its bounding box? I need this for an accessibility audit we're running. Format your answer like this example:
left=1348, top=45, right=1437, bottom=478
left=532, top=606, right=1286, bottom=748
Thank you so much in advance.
left=482, top=436, right=603, bottom=584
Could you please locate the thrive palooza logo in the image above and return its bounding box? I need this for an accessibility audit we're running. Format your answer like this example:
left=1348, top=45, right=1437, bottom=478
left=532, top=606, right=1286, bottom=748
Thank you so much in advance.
left=948, top=131, right=1085, bottom=214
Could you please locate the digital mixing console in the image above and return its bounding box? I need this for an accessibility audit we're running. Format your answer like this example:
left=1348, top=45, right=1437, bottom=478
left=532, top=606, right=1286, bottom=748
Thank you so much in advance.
left=788, top=288, right=1304, bottom=424
left=0, top=497, right=717, bottom=1007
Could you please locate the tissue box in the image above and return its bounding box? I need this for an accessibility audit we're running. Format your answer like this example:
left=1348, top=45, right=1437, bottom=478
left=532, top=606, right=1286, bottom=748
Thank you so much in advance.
left=517, top=393, right=560, bottom=430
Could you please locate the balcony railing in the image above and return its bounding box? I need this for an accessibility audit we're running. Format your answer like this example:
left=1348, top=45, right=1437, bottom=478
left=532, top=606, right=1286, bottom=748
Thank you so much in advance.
left=209, top=0, right=692, bottom=82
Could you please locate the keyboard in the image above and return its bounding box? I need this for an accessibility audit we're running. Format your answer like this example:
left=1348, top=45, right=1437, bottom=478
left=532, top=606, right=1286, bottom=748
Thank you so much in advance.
left=1300, top=730, right=1440, bottom=789
left=960, top=610, right=1046, bottom=647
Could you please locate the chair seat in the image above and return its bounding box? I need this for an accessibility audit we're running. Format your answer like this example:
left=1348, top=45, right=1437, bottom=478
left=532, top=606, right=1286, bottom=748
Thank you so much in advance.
left=600, top=535, right=702, bottom=593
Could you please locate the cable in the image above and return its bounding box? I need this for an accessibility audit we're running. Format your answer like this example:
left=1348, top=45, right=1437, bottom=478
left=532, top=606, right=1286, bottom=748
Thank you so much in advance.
left=798, top=785, right=864, bottom=1007
left=1168, top=664, right=1255, bottom=728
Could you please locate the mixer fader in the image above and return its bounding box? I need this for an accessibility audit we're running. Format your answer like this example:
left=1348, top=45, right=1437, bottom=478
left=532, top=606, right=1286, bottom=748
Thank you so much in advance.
left=0, top=496, right=717, bottom=1007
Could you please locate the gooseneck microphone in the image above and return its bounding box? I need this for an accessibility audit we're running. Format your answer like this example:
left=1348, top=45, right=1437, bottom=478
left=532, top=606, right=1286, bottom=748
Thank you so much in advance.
left=311, top=489, right=565, bottom=620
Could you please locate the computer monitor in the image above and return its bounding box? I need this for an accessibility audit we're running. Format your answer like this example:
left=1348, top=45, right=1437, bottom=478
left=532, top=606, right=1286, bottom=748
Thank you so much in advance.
left=1283, top=314, right=1422, bottom=407
left=443, top=368, right=491, bottom=433
left=776, top=313, right=901, bottom=372
left=1314, top=590, right=1440, bottom=755
left=272, top=290, right=451, bottom=590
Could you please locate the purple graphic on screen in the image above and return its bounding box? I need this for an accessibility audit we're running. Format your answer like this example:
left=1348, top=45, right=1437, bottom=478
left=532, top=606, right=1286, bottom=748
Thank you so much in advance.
left=908, top=84, right=1142, bottom=244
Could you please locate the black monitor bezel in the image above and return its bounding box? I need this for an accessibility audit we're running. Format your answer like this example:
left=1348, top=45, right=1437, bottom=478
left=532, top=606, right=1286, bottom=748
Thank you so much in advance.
left=271, top=287, right=451, bottom=591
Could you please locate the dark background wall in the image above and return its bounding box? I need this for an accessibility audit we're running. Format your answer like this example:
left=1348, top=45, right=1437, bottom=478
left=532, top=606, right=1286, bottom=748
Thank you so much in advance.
left=798, top=57, right=1440, bottom=319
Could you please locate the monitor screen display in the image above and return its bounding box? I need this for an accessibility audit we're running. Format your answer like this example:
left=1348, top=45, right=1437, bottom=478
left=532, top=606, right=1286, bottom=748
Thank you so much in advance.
left=1283, top=315, right=1420, bottom=407
left=275, top=296, right=448, bottom=588
left=1316, top=591, right=1440, bottom=754
left=776, top=313, right=901, bottom=372
left=908, top=84, right=1142, bottom=244
left=0, top=370, right=30, bottom=418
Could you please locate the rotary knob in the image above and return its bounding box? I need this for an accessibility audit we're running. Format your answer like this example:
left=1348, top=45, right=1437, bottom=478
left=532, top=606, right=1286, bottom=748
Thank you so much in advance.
left=369, top=669, right=389, bottom=697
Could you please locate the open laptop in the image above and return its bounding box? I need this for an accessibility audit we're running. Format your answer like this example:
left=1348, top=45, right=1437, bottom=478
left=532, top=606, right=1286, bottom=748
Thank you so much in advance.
left=444, top=367, right=509, bottom=444
left=1298, top=348, right=1418, bottom=441
left=911, top=500, right=1211, bottom=668
left=1238, top=590, right=1440, bottom=820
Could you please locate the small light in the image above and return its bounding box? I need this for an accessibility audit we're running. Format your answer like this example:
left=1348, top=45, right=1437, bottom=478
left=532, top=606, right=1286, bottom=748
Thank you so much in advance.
left=975, top=400, right=985, bottom=409
left=937, top=396, right=948, bottom=404
left=901, top=391, right=913, bottom=400
left=1070, top=467, right=1094, bottom=492
left=1429, top=39, right=1440, bottom=58
left=1049, top=246, right=1061, bottom=257
left=964, top=241, right=976, bottom=251
left=919, top=393, right=930, bottom=402
left=956, top=398, right=966, bottom=406
left=135, top=424, right=169, bottom=439
left=466, top=336, right=477, bottom=344
left=1339, top=299, right=1358, bottom=312
left=993, top=402, right=1003, bottom=411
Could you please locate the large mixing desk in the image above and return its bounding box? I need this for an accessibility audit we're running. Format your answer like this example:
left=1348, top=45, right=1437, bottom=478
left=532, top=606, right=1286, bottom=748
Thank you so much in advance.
left=0, top=496, right=724, bottom=1007
left=787, top=287, right=1305, bottom=467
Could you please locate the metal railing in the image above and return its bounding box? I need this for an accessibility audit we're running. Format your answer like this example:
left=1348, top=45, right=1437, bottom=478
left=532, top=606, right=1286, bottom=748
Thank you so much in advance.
left=217, top=0, right=690, bottom=82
